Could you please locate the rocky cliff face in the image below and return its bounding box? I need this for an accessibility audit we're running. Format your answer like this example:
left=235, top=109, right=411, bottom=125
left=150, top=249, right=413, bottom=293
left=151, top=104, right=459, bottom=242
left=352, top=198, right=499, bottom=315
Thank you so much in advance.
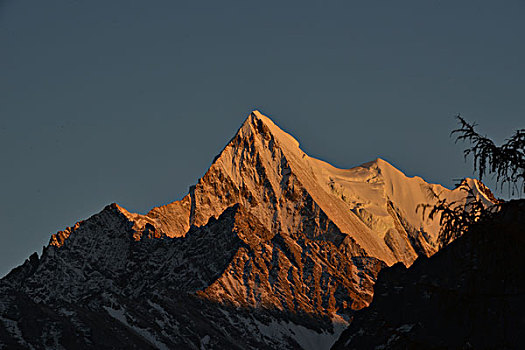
left=332, top=200, right=525, bottom=350
left=0, top=111, right=492, bottom=349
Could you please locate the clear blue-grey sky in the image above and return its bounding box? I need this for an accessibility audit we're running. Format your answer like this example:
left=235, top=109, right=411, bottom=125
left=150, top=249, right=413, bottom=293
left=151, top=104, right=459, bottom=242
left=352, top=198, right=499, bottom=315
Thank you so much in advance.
left=1, top=0, right=524, bottom=277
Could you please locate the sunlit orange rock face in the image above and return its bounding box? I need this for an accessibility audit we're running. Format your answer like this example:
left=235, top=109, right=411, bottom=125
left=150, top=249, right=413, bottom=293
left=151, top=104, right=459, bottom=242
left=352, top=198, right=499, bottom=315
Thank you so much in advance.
left=0, top=111, right=494, bottom=349
left=195, top=204, right=385, bottom=313
left=49, top=221, right=82, bottom=247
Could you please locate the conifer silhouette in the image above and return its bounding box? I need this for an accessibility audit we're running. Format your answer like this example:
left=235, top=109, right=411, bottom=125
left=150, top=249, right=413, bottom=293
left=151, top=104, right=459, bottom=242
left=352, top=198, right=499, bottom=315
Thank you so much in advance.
left=420, top=116, right=524, bottom=247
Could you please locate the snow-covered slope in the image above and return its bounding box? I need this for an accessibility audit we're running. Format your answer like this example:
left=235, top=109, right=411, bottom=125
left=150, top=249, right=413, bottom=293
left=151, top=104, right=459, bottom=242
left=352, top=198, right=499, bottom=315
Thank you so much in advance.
left=0, top=110, right=494, bottom=349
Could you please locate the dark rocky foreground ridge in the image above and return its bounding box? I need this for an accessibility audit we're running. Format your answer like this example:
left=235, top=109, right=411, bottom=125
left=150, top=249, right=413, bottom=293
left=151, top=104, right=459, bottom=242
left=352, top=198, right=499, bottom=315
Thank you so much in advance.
left=0, top=111, right=492, bottom=349
left=332, top=199, right=525, bottom=350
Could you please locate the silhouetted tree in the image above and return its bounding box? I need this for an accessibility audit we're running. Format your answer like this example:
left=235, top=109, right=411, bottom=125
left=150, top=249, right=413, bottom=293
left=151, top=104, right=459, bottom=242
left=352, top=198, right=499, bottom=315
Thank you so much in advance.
left=420, top=116, right=524, bottom=247
left=453, top=115, right=525, bottom=196
left=419, top=183, right=495, bottom=248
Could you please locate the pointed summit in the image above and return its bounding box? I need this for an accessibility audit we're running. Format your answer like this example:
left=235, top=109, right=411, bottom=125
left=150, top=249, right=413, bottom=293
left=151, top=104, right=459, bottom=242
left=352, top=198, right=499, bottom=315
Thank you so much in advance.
left=242, top=110, right=277, bottom=130
left=249, top=109, right=271, bottom=124
left=235, top=110, right=301, bottom=151
left=249, top=110, right=286, bottom=136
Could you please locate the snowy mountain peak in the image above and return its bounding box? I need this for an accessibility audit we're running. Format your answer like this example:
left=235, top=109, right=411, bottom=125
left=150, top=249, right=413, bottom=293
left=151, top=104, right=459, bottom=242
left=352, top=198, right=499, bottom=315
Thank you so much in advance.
left=236, top=110, right=302, bottom=150
left=110, top=111, right=492, bottom=265
left=0, top=109, right=498, bottom=350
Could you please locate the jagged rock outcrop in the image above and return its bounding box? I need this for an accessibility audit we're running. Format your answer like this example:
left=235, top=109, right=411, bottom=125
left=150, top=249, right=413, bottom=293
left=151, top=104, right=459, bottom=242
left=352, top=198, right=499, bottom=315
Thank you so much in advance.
left=0, top=111, right=494, bottom=349
left=332, top=200, right=525, bottom=350
left=0, top=203, right=351, bottom=349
